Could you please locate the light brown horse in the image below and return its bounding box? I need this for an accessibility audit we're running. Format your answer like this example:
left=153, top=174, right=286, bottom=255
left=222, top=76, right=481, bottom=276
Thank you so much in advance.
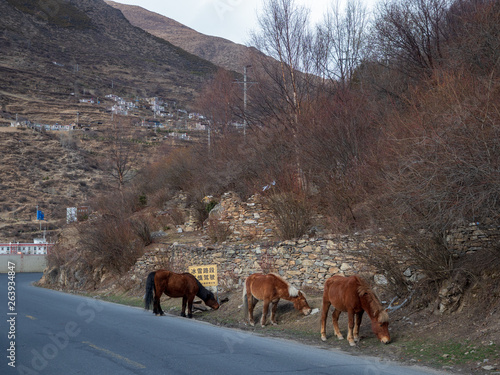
left=145, top=270, right=219, bottom=318
left=243, top=273, right=311, bottom=327
left=320, top=275, right=390, bottom=346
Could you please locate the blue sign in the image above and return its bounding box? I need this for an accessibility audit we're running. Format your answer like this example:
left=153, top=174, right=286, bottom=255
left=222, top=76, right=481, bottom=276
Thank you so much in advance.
left=37, top=210, right=44, bottom=220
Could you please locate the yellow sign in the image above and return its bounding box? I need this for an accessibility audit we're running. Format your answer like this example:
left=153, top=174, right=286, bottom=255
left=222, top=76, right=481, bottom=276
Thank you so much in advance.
left=189, top=264, right=218, bottom=287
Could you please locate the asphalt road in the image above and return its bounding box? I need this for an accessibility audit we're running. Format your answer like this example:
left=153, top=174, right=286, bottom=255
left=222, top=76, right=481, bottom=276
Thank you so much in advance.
left=1, top=273, right=447, bottom=375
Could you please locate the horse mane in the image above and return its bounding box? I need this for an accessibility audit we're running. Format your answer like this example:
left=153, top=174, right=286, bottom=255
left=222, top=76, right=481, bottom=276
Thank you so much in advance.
left=195, top=278, right=214, bottom=302
left=357, top=277, right=389, bottom=323
left=270, top=273, right=299, bottom=297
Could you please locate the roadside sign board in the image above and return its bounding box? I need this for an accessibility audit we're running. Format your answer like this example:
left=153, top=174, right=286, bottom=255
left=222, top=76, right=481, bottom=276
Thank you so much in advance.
left=188, top=264, right=218, bottom=287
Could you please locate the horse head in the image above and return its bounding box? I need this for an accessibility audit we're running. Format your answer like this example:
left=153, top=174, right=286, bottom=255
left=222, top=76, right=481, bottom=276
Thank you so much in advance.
left=293, top=291, right=312, bottom=315
left=371, top=309, right=390, bottom=344
left=204, top=291, right=220, bottom=310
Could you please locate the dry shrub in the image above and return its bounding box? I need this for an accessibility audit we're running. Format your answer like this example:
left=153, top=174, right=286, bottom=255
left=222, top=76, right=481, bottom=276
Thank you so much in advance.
left=401, top=236, right=454, bottom=283
left=149, top=188, right=173, bottom=209
left=58, top=131, right=80, bottom=150
left=380, top=69, right=500, bottom=237
left=192, top=198, right=215, bottom=228
left=360, top=243, right=411, bottom=297
left=268, top=192, right=312, bottom=240
left=46, top=242, right=73, bottom=269
left=78, top=216, right=144, bottom=274
left=299, top=89, right=381, bottom=231
left=166, top=207, right=185, bottom=226
left=131, top=216, right=153, bottom=246
left=362, top=232, right=455, bottom=304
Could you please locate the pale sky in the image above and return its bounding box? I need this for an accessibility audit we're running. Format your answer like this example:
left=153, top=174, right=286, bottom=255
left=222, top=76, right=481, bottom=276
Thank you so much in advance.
left=112, top=0, right=378, bottom=45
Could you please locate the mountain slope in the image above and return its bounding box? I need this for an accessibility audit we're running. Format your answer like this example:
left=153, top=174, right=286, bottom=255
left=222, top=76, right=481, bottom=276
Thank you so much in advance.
left=0, top=0, right=217, bottom=123
left=105, top=1, right=255, bottom=74
left=0, top=0, right=219, bottom=241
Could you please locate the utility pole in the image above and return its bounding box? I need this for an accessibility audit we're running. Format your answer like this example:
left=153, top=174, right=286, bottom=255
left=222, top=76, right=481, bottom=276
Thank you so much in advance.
left=243, top=65, right=251, bottom=139
left=234, top=65, right=256, bottom=141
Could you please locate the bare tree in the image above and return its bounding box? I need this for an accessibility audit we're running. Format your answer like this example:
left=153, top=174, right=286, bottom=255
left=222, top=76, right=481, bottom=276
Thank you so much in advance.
left=250, top=0, right=314, bottom=124
left=105, top=123, right=136, bottom=195
left=250, top=0, right=315, bottom=189
left=195, top=68, right=239, bottom=139
left=445, top=0, right=500, bottom=75
left=315, top=0, right=369, bottom=88
left=372, top=0, right=452, bottom=78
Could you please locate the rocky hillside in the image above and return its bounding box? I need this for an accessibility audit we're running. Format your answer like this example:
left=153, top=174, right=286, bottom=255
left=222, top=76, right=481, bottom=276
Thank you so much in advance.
left=0, top=0, right=216, bottom=125
left=105, top=0, right=260, bottom=74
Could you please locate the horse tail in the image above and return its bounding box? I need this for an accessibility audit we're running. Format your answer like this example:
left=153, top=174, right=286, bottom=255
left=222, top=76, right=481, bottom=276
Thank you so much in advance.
left=242, top=279, right=248, bottom=319
left=144, top=271, right=156, bottom=310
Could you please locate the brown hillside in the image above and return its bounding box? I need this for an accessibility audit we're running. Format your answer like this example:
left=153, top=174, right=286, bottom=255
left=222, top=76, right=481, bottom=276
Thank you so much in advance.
left=0, top=127, right=106, bottom=243
left=105, top=0, right=259, bottom=73
left=0, top=0, right=218, bottom=242
left=0, top=0, right=216, bottom=124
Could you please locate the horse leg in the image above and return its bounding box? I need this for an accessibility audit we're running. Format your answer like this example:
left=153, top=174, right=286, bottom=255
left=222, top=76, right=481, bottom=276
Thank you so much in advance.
left=353, top=311, right=364, bottom=343
left=181, top=296, right=187, bottom=317
left=154, top=288, right=164, bottom=316
left=270, top=299, right=279, bottom=325
left=261, top=299, right=270, bottom=327
left=347, top=310, right=356, bottom=346
left=320, top=300, right=331, bottom=341
left=248, top=295, right=258, bottom=326
left=187, top=295, right=195, bottom=319
left=332, top=309, right=344, bottom=340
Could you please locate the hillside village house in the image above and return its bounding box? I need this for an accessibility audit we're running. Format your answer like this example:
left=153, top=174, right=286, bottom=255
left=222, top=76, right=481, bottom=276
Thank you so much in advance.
left=11, top=121, right=77, bottom=131
left=0, top=238, right=54, bottom=255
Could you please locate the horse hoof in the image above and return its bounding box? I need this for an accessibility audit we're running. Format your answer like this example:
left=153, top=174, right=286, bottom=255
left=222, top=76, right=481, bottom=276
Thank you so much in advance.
left=249, top=321, right=255, bottom=327
left=349, top=341, right=356, bottom=347
left=188, top=314, right=193, bottom=319
left=337, top=335, right=344, bottom=340
left=180, top=313, right=186, bottom=318
left=271, top=322, right=277, bottom=326
left=321, top=335, right=327, bottom=342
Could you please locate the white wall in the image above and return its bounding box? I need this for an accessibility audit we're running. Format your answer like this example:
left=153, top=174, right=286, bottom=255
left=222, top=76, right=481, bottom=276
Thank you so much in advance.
left=0, top=255, right=47, bottom=273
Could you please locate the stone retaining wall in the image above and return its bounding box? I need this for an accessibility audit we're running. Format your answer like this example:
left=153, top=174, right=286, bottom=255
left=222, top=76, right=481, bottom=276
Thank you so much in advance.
left=446, top=222, right=500, bottom=255
left=203, top=193, right=498, bottom=255
left=205, top=192, right=278, bottom=242
left=133, top=192, right=498, bottom=292
left=130, top=234, right=393, bottom=291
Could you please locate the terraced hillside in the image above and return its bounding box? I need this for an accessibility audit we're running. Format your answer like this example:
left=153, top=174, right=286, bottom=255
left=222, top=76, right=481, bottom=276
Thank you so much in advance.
left=0, top=127, right=105, bottom=243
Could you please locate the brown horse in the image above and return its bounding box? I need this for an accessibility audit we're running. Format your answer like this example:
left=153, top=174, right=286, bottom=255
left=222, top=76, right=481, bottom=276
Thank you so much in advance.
left=320, top=275, right=390, bottom=346
left=145, top=270, right=219, bottom=318
left=242, top=273, right=311, bottom=327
